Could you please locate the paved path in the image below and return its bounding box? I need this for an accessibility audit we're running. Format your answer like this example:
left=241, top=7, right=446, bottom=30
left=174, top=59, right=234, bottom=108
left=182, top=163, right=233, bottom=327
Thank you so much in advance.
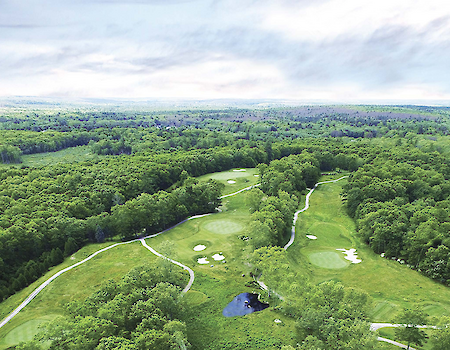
left=0, top=185, right=257, bottom=330
left=284, top=176, right=348, bottom=250
left=377, top=336, right=416, bottom=349
left=0, top=240, right=136, bottom=329
left=140, top=239, right=194, bottom=294
left=220, top=183, right=260, bottom=199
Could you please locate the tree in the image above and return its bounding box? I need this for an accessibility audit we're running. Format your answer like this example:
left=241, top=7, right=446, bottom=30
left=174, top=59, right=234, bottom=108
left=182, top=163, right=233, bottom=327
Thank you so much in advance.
left=394, top=306, right=428, bottom=349
left=64, top=237, right=78, bottom=257
left=430, top=316, right=450, bottom=350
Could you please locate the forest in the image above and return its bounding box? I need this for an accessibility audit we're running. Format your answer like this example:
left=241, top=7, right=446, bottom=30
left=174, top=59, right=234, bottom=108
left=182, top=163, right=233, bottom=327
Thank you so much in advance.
left=2, top=102, right=450, bottom=349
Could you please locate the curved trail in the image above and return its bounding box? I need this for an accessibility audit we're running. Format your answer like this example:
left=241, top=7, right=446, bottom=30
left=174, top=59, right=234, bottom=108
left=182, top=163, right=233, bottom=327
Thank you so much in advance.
left=0, top=186, right=257, bottom=330
left=284, top=176, right=348, bottom=250
left=220, top=183, right=260, bottom=199
left=140, top=239, right=194, bottom=294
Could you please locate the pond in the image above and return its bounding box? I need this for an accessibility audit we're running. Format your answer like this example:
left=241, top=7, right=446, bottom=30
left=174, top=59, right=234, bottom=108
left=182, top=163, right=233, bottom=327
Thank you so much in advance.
left=222, top=292, right=269, bottom=317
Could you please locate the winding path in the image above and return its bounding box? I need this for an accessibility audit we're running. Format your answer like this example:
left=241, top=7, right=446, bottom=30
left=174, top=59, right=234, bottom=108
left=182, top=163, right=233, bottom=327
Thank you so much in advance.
left=140, top=239, right=195, bottom=294
left=0, top=185, right=258, bottom=330
left=284, top=176, right=348, bottom=250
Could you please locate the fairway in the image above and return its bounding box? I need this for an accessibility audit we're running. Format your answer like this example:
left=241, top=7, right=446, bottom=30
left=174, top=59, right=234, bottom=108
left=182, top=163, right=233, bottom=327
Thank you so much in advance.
left=308, top=251, right=348, bottom=269
left=203, top=219, right=244, bottom=234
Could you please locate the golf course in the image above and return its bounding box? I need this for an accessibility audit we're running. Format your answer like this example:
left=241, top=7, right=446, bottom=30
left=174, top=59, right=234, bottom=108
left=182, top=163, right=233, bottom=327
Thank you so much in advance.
left=1, top=168, right=450, bottom=349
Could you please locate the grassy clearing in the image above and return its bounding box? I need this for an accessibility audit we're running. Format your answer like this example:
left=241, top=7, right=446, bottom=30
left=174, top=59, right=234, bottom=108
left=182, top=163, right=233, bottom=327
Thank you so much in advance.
left=0, top=145, right=101, bottom=169
left=290, top=177, right=450, bottom=322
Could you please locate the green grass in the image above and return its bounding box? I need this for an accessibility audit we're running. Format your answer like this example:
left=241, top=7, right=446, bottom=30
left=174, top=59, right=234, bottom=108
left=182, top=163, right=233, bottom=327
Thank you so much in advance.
left=290, top=176, right=450, bottom=323
left=0, top=317, right=54, bottom=349
left=203, top=219, right=245, bottom=234
left=0, top=241, right=159, bottom=349
left=0, top=145, right=101, bottom=169
left=378, top=327, right=434, bottom=350
left=197, top=168, right=259, bottom=195
left=308, top=251, right=348, bottom=269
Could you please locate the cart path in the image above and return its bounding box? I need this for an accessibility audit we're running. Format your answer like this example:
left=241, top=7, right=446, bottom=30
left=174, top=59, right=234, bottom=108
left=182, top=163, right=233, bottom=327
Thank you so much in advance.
left=284, top=176, right=349, bottom=250
left=0, top=185, right=258, bottom=330
left=140, top=239, right=194, bottom=294
left=219, top=183, right=260, bottom=199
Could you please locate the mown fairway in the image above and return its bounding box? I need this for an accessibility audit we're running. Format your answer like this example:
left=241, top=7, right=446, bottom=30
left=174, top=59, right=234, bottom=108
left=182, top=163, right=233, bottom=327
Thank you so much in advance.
left=292, top=176, right=450, bottom=322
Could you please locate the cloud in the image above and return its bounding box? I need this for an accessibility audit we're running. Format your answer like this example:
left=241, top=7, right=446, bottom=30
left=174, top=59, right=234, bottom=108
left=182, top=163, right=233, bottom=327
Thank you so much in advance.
left=0, top=0, right=450, bottom=102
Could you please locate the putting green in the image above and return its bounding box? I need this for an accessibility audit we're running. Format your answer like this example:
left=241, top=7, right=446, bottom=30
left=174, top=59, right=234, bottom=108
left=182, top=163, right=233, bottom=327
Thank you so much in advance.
left=308, top=252, right=348, bottom=269
left=203, top=220, right=244, bottom=234
left=0, top=319, right=49, bottom=347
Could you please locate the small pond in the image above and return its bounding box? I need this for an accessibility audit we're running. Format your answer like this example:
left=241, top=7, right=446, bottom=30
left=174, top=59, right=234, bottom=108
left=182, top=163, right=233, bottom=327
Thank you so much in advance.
left=222, top=292, right=269, bottom=317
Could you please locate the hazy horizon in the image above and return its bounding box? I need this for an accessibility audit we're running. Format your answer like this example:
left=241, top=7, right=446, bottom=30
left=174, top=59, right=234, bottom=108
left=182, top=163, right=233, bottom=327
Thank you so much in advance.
left=1, top=0, right=450, bottom=104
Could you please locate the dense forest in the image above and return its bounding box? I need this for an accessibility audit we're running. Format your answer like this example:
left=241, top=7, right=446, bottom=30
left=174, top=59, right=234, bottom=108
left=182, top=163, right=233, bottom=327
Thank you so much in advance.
left=2, top=102, right=450, bottom=349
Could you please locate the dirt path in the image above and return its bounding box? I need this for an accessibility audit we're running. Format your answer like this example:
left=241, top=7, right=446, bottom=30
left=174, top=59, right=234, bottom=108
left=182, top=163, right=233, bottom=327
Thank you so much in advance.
left=284, top=176, right=348, bottom=250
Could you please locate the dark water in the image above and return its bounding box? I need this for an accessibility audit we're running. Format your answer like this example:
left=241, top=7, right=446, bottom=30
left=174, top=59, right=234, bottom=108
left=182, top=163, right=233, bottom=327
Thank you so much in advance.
left=222, top=292, right=269, bottom=317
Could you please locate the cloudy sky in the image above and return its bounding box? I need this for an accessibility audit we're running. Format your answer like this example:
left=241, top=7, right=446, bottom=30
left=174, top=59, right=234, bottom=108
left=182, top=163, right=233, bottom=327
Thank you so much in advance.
left=1, top=0, right=450, bottom=103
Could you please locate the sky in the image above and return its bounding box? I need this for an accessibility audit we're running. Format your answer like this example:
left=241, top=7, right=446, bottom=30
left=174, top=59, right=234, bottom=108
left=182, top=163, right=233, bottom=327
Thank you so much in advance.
left=1, top=0, right=450, bottom=104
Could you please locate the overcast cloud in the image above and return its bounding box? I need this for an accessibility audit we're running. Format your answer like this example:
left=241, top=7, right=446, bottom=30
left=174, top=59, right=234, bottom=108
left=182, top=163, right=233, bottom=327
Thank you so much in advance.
left=1, top=0, right=450, bottom=103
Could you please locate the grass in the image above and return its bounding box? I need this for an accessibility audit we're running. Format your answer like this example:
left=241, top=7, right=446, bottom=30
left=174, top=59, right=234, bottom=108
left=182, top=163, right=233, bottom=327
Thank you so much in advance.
left=197, top=168, right=259, bottom=195
left=0, top=241, right=158, bottom=349
left=308, top=251, right=348, bottom=269
left=290, top=176, right=450, bottom=323
left=0, top=145, right=102, bottom=169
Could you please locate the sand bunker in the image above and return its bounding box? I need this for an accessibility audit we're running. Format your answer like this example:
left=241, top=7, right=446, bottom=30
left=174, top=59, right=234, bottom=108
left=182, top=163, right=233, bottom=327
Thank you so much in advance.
left=227, top=180, right=236, bottom=184
left=254, top=174, right=259, bottom=177
left=336, top=248, right=362, bottom=264
left=306, top=235, right=317, bottom=240
left=212, top=253, right=225, bottom=261
left=198, top=257, right=209, bottom=264
left=233, top=169, right=246, bottom=172
left=193, top=245, right=206, bottom=251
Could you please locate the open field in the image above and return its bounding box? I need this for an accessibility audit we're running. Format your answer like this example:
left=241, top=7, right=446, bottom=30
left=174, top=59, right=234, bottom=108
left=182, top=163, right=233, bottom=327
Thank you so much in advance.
left=0, top=145, right=100, bottom=169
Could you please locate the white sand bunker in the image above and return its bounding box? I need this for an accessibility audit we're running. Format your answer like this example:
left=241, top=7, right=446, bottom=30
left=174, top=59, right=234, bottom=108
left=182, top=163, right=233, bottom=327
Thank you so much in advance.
left=212, top=253, right=225, bottom=261
left=193, top=244, right=206, bottom=251
left=233, top=169, right=246, bottom=172
left=198, top=257, right=209, bottom=264
left=336, top=248, right=362, bottom=264
left=254, top=174, right=259, bottom=177
left=227, top=180, right=236, bottom=184
left=306, top=235, right=317, bottom=240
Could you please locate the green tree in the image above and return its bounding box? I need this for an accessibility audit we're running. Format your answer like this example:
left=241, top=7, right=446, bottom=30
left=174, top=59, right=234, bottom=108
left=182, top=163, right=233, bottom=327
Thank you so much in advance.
left=430, top=316, right=450, bottom=350
left=394, top=306, right=428, bottom=349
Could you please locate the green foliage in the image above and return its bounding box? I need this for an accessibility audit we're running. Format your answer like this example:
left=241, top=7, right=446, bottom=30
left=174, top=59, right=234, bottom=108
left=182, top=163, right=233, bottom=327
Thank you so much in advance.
left=19, top=264, right=189, bottom=350
left=393, top=306, right=428, bottom=349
